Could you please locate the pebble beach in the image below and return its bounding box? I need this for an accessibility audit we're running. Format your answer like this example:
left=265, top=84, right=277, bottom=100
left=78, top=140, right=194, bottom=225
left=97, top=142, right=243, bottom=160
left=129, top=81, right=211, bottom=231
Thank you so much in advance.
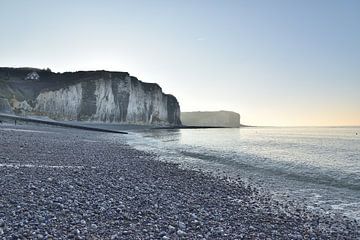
left=0, top=124, right=359, bottom=239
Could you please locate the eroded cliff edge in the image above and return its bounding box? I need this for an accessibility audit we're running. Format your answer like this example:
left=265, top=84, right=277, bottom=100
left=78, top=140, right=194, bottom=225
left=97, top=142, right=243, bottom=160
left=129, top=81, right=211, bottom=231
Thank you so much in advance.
left=0, top=67, right=181, bottom=126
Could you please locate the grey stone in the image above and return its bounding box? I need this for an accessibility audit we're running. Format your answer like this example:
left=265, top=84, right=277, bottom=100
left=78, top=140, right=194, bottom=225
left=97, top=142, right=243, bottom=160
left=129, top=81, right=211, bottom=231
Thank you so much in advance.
left=178, top=221, right=186, bottom=230
left=177, top=230, right=187, bottom=236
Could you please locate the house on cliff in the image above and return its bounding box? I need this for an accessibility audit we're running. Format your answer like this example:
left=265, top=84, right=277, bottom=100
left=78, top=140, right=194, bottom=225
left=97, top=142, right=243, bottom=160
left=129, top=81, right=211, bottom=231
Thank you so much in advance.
left=25, top=72, right=40, bottom=81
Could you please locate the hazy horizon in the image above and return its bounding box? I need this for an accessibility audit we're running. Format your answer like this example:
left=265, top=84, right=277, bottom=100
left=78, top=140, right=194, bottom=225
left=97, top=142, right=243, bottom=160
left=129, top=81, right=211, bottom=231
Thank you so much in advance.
left=1, top=0, right=359, bottom=126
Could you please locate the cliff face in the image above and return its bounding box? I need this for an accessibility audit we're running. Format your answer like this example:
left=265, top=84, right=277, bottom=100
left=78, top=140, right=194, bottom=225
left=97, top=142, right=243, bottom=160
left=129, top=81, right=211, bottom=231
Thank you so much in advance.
left=0, top=98, right=14, bottom=114
left=0, top=68, right=181, bottom=125
left=181, top=111, right=240, bottom=128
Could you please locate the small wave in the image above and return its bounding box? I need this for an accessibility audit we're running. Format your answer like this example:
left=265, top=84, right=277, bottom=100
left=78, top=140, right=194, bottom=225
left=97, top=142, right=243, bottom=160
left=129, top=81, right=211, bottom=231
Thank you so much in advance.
left=179, top=149, right=360, bottom=191
left=125, top=127, right=360, bottom=219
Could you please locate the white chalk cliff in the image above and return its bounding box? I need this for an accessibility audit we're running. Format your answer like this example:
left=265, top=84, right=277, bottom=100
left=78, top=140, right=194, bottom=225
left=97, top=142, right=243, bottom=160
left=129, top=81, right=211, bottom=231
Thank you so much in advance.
left=0, top=68, right=181, bottom=125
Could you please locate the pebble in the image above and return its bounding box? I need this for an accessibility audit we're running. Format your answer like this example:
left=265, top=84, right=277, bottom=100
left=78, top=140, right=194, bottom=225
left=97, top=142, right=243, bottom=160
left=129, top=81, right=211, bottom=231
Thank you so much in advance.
left=178, top=221, right=186, bottom=230
left=177, top=229, right=187, bottom=236
left=110, top=234, right=118, bottom=240
left=168, top=225, right=176, bottom=232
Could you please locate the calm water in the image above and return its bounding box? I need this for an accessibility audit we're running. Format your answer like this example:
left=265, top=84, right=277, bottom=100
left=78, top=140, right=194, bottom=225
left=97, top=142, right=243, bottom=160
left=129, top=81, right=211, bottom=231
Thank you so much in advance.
left=125, top=127, right=360, bottom=219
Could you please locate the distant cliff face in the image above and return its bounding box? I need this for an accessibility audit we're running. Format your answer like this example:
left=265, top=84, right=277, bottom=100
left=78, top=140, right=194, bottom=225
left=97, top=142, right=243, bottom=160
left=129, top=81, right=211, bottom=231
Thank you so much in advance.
left=0, top=68, right=181, bottom=125
left=181, top=111, right=240, bottom=128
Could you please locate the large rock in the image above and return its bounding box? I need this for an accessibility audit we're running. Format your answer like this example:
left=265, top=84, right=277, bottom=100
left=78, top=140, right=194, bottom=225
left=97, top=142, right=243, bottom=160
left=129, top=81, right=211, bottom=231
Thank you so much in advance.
left=181, top=111, right=240, bottom=128
left=0, top=67, right=181, bottom=126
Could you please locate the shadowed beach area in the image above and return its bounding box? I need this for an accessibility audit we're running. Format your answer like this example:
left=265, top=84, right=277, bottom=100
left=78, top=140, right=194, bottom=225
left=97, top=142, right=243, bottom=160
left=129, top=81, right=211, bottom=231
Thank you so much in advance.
left=0, top=124, right=358, bottom=239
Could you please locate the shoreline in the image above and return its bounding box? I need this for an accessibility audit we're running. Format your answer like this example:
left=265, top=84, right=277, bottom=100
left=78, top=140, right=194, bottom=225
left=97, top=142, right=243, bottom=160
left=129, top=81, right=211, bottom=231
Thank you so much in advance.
left=126, top=128, right=360, bottom=222
left=0, top=114, right=128, bottom=134
left=0, top=124, right=358, bottom=239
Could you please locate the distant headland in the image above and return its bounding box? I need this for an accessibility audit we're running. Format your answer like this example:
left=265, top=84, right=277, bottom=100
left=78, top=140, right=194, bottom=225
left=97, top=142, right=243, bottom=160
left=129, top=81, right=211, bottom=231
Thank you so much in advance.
left=181, top=111, right=241, bottom=128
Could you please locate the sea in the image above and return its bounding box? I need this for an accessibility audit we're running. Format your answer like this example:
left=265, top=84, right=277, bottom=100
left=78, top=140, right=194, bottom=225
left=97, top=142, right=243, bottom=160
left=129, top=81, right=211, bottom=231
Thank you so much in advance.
left=125, top=127, right=360, bottom=220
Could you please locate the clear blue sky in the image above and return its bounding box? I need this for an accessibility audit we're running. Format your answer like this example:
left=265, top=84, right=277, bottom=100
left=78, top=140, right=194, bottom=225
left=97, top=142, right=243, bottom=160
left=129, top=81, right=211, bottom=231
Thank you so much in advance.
left=1, top=0, right=359, bottom=126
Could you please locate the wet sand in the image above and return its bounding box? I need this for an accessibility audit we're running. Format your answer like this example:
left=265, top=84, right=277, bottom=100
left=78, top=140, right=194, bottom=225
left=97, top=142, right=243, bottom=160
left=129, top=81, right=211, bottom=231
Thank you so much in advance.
left=0, top=124, right=358, bottom=239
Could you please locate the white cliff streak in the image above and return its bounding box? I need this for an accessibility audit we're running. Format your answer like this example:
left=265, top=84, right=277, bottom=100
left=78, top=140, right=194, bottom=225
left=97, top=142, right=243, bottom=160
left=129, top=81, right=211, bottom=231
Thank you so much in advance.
left=34, top=84, right=83, bottom=120
left=94, top=79, right=118, bottom=123
left=127, top=78, right=168, bottom=124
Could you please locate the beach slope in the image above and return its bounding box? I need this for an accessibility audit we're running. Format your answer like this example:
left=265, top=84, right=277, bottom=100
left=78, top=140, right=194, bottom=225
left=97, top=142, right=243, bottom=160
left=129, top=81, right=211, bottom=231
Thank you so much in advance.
left=0, top=124, right=358, bottom=239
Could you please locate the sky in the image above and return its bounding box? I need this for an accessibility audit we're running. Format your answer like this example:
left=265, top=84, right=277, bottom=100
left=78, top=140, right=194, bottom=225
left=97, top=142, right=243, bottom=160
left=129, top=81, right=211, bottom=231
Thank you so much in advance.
left=0, top=0, right=359, bottom=126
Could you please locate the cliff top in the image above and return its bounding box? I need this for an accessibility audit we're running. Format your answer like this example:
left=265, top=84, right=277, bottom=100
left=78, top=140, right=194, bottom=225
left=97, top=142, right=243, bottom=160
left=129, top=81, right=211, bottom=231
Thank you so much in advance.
left=0, top=67, right=166, bottom=95
left=182, top=110, right=240, bottom=116
left=0, top=67, right=160, bottom=88
left=0, top=67, right=128, bottom=82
